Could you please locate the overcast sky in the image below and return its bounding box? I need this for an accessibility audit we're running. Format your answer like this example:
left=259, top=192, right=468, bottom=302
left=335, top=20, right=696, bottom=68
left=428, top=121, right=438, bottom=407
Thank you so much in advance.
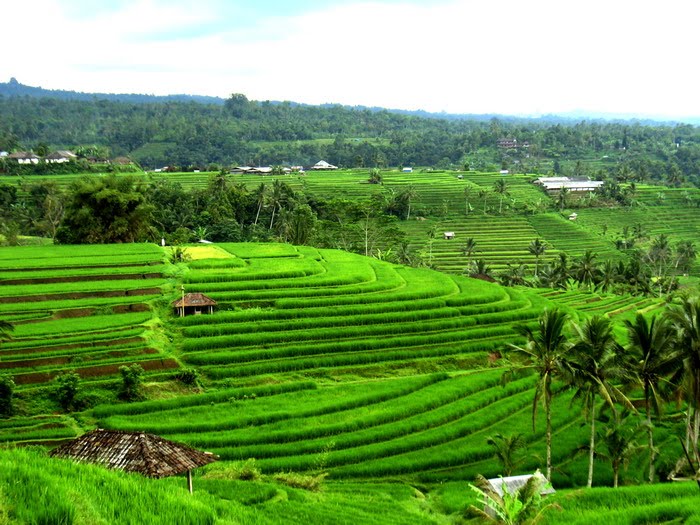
left=3, top=0, right=698, bottom=118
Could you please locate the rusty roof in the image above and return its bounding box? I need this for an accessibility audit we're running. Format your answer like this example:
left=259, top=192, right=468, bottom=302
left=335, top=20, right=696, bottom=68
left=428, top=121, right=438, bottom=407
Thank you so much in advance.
left=49, top=429, right=216, bottom=478
left=172, top=292, right=217, bottom=308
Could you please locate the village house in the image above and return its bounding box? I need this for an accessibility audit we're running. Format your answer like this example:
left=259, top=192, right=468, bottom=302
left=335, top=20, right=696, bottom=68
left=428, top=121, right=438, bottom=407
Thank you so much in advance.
left=45, top=150, right=77, bottom=163
left=534, top=176, right=604, bottom=193
left=311, top=160, right=338, bottom=170
left=7, top=151, right=39, bottom=164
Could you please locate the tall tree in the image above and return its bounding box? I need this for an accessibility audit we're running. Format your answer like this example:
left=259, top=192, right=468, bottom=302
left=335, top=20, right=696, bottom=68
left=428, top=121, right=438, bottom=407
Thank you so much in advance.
left=668, top=296, right=700, bottom=479
left=624, top=313, right=679, bottom=483
left=507, top=309, right=570, bottom=480
left=528, top=239, right=547, bottom=278
left=567, top=315, right=633, bottom=487
left=493, top=178, right=509, bottom=214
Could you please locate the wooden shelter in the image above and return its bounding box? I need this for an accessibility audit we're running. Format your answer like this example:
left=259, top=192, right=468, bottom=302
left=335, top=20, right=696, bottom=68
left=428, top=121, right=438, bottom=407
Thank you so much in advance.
left=172, top=292, right=217, bottom=316
left=50, top=429, right=216, bottom=493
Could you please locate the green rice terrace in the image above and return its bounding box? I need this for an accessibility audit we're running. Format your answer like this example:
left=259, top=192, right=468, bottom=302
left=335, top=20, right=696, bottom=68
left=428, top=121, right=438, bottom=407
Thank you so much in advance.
left=1, top=240, right=699, bottom=524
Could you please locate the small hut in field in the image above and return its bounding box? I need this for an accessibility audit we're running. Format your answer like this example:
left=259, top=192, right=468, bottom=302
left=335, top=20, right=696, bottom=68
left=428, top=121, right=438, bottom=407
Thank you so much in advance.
left=50, top=429, right=217, bottom=493
left=172, top=293, right=217, bottom=316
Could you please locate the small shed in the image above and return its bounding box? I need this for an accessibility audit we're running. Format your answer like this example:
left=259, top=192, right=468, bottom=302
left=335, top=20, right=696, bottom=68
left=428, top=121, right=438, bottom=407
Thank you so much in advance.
left=444, top=232, right=455, bottom=240
left=486, top=473, right=555, bottom=498
left=402, top=167, right=413, bottom=173
left=50, top=429, right=217, bottom=493
left=484, top=472, right=555, bottom=516
left=172, top=292, right=217, bottom=316
left=568, top=212, right=578, bottom=221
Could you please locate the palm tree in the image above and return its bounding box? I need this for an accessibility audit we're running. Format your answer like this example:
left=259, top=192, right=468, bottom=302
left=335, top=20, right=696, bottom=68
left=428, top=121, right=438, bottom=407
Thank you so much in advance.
left=528, top=239, right=547, bottom=278
left=478, top=189, right=488, bottom=214
left=597, top=259, right=618, bottom=294
left=487, top=433, right=526, bottom=476
left=463, top=186, right=473, bottom=215
left=572, top=250, right=600, bottom=290
left=624, top=313, right=679, bottom=483
left=507, top=309, right=570, bottom=480
left=463, top=237, right=478, bottom=268
left=401, top=184, right=418, bottom=220
left=268, top=179, right=286, bottom=230
left=426, top=225, right=437, bottom=265
left=493, top=178, right=509, bottom=214
left=470, top=259, right=493, bottom=279
left=667, top=296, right=700, bottom=472
left=557, top=187, right=569, bottom=212
left=597, top=414, right=645, bottom=488
left=567, top=315, right=633, bottom=487
left=0, top=320, right=13, bottom=347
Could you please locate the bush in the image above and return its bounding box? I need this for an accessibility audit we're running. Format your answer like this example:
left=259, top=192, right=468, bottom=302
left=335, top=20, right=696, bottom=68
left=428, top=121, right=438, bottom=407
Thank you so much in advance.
left=118, top=364, right=145, bottom=401
left=204, top=459, right=261, bottom=481
left=174, top=368, right=201, bottom=388
left=274, top=471, right=327, bottom=492
left=52, top=372, right=81, bottom=411
left=0, top=375, right=14, bottom=416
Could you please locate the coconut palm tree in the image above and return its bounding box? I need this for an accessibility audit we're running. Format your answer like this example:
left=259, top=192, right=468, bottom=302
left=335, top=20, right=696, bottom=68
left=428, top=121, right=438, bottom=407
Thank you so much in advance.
left=528, top=239, right=547, bottom=278
left=566, top=315, right=634, bottom=487
left=624, top=313, right=679, bottom=483
left=557, top=187, right=569, bottom=212
left=478, top=189, right=488, bottom=214
left=507, top=309, right=570, bottom=480
left=667, top=296, right=700, bottom=473
left=463, top=186, right=473, bottom=215
left=401, top=184, right=418, bottom=220
left=487, top=433, right=526, bottom=476
left=463, top=237, right=478, bottom=268
left=572, top=250, right=600, bottom=290
left=268, top=179, right=286, bottom=230
left=597, top=414, right=645, bottom=488
left=493, top=178, right=509, bottom=215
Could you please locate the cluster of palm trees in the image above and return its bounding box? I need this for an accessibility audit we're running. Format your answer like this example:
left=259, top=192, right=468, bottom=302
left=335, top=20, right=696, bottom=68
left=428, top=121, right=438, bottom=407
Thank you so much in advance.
left=506, top=297, right=700, bottom=488
left=463, top=235, right=696, bottom=297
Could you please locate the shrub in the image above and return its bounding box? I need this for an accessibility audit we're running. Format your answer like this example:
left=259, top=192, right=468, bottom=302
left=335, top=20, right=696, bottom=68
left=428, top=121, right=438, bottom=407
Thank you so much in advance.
left=174, top=368, right=201, bottom=388
left=204, top=459, right=260, bottom=481
left=0, top=375, right=14, bottom=416
left=52, top=372, right=81, bottom=411
left=274, top=471, right=327, bottom=492
left=118, top=364, right=145, bottom=401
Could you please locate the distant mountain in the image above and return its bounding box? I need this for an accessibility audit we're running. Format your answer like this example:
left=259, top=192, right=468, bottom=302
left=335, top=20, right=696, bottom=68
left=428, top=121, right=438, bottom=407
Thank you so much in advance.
left=0, top=77, right=226, bottom=105
left=4, top=78, right=688, bottom=125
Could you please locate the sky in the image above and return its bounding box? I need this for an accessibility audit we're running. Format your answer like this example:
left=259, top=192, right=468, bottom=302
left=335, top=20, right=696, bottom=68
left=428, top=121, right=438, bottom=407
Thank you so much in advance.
left=3, top=0, right=700, bottom=119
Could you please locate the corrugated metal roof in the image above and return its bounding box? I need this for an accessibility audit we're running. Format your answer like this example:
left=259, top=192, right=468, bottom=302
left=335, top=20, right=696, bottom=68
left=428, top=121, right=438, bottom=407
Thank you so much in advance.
left=49, top=429, right=216, bottom=478
left=487, top=473, right=555, bottom=497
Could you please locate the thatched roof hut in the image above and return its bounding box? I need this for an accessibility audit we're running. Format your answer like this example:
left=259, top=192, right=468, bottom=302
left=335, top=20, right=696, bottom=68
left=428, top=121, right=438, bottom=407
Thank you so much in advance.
left=172, top=292, right=217, bottom=316
left=50, top=429, right=216, bottom=492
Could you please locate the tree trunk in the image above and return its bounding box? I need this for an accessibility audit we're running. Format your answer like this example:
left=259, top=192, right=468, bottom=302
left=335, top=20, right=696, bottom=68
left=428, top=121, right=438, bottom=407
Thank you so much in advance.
left=406, top=201, right=411, bottom=221
left=613, top=465, right=619, bottom=488
left=587, top=404, right=595, bottom=488
left=646, top=386, right=655, bottom=483
left=269, top=206, right=276, bottom=230
left=546, top=381, right=553, bottom=482
left=254, top=201, right=262, bottom=226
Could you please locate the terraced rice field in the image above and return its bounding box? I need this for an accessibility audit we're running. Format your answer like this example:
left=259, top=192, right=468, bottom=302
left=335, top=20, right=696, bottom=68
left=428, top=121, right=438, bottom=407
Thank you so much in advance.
left=0, top=244, right=175, bottom=444
left=72, top=243, right=651, bottom=487
left=401, top=215, right=558, bottom=274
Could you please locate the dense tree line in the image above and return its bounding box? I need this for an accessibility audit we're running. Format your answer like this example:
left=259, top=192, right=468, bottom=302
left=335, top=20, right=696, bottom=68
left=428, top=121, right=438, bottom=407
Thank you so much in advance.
left=1, top=94, right=700, bottom=186
left=0, top=174, right=410, bottom=259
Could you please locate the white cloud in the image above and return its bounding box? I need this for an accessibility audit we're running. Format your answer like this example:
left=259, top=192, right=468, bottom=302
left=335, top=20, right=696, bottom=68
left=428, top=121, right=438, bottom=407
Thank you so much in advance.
left=2, top=0, right=700, bottom=117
